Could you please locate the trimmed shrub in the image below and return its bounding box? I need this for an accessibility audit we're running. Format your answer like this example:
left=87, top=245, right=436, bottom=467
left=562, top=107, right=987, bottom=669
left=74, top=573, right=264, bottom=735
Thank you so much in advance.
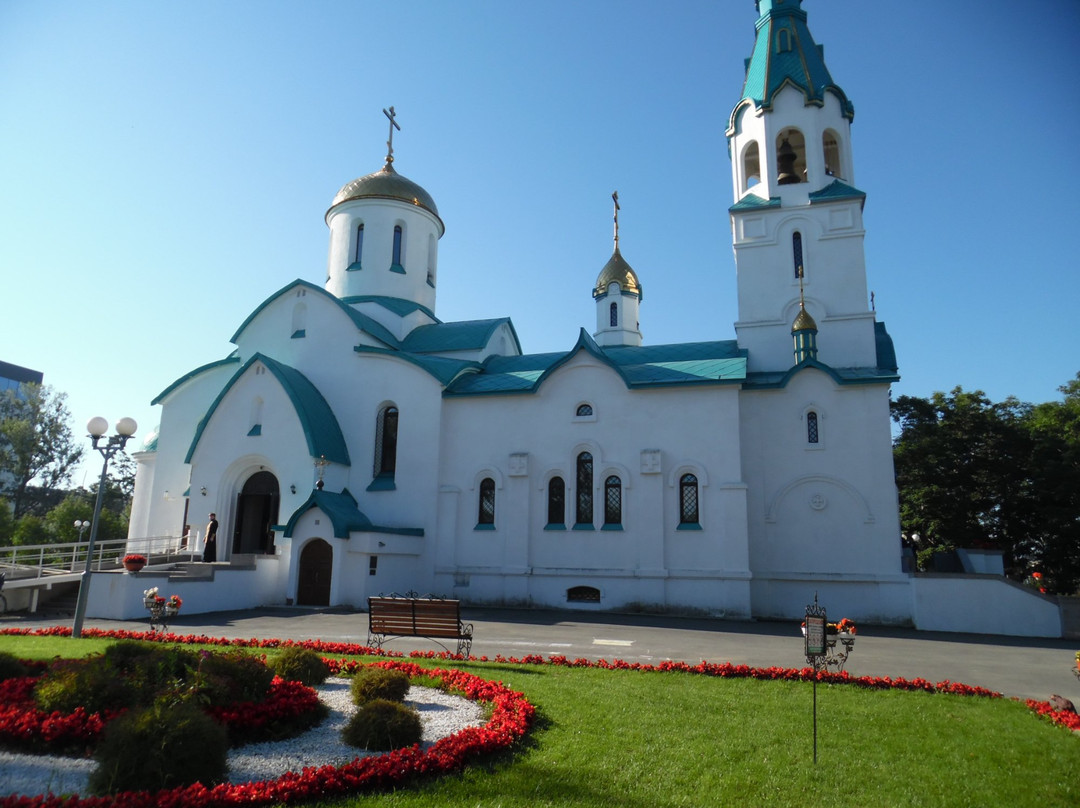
left=196, top=650, right=274, bottom=706
left=341, top=699, right=423, bottom=751
left=103, top=641, right=197, bottom=702
left=272, top=646, right=330, bottom=686
left=0, top=651, right=27, bottom=681
left=34, top=656, right=135, bottom=715
left=350, top=666, right=410, bottom=705
left=88, top=698, right=228, bottom=795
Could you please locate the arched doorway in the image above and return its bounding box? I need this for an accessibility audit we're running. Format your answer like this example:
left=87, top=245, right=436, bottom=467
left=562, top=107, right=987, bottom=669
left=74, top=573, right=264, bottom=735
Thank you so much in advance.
left=297, top=539, right=332, bottom=606
left=232, top=471, right=279, bottom=555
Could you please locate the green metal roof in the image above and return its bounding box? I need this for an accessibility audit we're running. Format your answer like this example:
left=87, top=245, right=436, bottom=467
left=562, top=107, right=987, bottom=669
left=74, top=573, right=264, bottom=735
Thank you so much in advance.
left=281, top=487, right=424, bottom=539
left=743, top=354, right=899, bottom=390
left=400, top=318, right=523, bottom=355
left=729, top=194, right=781, bottom=213
left=808, top=179, right=866, bottom=203
left=735, top=0, right=853, bottom=125
left=354, top=345, right=480, bottom=386
left=185, top=353, right=350, bottom=465
left=445, top=329, right=747, bottom=396
left=874, top=321, right=898, bottom=373
left=151, top=355, right=241, bottom=406
left=341, top=295, right=438, bottom=322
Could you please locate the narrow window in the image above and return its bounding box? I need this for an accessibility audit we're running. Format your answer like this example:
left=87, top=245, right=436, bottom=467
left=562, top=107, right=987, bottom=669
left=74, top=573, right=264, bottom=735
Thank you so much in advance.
left=610, top=301, right=618, bottom=327
left=793, top=232, right=803, bottom=279
left=291, top=301, right=307, bottom=338
left=679, top=473, right=699, bottom=525
left=369, top=556, right=378, bottom=576
left=576, top=452, right=593, bottom=526
left=355, top=223, right=364, bottom=265
left=373, top=406, right=399, bottom=477
left=478, top=478, right=495, bottom=526
left=807, top=411, right=819, bottom=444
left=547, top=476, right=566, bottom=526
left=392, top=225, right=403, bottom=269
left=426, top=233, right=436, bottom=287
left=576, top=404, right=593, bottom=417
left=604, top=476, right=622, bottom=526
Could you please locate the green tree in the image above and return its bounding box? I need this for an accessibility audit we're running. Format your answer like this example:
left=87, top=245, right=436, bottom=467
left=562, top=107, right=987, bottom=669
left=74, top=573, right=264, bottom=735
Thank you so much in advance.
left=43, top=494, right=96, bottom=544
left=12, top=514, right=50, bottom=546
left=0, top=499, right=13, bottom=545
left=892, top=377, right=1080, bottom=594
left=0, top=385, right=83, bottom=519
left=1023, top=374, right=1080, bottom=594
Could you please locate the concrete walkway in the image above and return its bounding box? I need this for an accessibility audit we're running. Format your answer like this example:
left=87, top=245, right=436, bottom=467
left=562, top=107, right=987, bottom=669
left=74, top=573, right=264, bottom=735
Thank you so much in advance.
left=3, top=606, right=1078, bottom=702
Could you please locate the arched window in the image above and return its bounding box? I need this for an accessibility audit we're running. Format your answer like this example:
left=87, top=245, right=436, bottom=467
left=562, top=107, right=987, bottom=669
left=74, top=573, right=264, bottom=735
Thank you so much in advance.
left=793, top=231, right=804, bottom=279
left=775, top=27, right=793, bottom=53
left=610, top=302, right=618, bottom=327
left=547, top=476, right=565, bottom=527
left=807, top=411, right=820, bottom=444
left=478, top=478, right=495, bottom=526
left=355, top=223, right=364, bottom=265
left=426, top=233, right=436, bottom=287
left=604, top=476, right=622, bottom=527
left=576, top=404, right=594, bottom=417
left=822, top=131, right=842, bottom=179
left=776, top=128, right=806, bottom=185
left=576, top=452, right=593, bottom=526
left=679, top=474, right=699, bottom=525
left=373, top=406, right=398, bottom=478
left=391, top=224, right=404, bottom=270
left=743, top=141, right=760, bottom=190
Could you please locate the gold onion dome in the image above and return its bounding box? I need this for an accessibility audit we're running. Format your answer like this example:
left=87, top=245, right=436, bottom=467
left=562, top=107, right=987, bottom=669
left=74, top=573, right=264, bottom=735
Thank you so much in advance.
left=593, top=246, right=643, bottom=299
left=330, top=161, right=441, bottom=222
left=792, top=304, right=817, bottom=332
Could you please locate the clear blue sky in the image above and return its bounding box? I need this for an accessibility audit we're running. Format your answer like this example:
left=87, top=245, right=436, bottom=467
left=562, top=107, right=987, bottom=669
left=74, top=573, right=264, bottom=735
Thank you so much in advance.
left=2, top=1, right=1078, bottom=486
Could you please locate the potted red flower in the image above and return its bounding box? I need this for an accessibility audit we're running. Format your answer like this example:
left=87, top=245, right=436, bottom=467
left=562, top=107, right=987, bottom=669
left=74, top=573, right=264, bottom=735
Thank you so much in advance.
left=122, top=554, right=147, bottom=573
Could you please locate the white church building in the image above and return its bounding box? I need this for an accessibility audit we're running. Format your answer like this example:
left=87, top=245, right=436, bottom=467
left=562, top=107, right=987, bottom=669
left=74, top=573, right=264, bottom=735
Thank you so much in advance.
left=110, top=0, right=1061, bottom=636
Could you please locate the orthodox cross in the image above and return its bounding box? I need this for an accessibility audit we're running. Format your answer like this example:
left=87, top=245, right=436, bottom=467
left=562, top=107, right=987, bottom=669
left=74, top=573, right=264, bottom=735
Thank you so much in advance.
left=383, top=106, right=400, bottom=164
left=870, top=290, right=876, bottom=312
left=612, top=191, right=621, bottom=249
left=797, top=264, right=806, bottom=309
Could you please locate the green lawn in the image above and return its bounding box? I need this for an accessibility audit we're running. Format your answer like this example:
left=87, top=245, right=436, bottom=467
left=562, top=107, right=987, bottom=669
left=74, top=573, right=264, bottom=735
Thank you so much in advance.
left=1, top=636, right=1077, bottom=807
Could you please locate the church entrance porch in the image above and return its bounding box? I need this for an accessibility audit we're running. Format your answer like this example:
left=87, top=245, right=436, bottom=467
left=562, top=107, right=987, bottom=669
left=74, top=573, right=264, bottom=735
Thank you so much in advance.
left=232, top=471, right=279, bottom=556
left=297, top=539, right=333, bottom=606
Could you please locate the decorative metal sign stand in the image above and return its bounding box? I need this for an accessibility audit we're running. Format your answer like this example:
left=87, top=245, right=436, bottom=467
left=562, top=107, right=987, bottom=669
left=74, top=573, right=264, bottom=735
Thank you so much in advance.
left=804, top=594, right=828, bottom=764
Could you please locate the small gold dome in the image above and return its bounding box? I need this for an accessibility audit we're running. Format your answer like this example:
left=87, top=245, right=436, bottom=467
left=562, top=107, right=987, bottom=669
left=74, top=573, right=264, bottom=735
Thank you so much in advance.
left=792, top=305, right=817, bottom=332
left=593, top=247, right=642, bottom=299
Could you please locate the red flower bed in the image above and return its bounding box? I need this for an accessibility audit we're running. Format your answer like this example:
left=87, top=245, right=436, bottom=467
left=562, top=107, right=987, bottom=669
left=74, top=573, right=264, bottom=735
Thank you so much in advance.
left=0, top=630, right=536, bottom=808
left=1025, top=699, right=1080, bottom=732
left=0, top=671, right=322, bottom=756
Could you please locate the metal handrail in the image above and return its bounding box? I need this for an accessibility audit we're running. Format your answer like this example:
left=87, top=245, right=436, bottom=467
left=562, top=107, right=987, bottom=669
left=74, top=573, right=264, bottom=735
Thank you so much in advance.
left=0, top=535, right=193, bottom=580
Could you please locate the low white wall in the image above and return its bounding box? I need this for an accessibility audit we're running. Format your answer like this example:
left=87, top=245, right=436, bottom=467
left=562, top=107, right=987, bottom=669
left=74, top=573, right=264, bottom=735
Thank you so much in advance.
left=86, top=560, right=283, bottom=620
left=912, top=575, right=1061, bottom=637
left=749, top=574, right=915, bottom=625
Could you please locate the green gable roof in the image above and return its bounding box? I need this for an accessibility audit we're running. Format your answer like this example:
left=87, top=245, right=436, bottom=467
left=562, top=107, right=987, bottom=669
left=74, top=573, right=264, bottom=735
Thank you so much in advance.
left=737, top=0, right=853, bottom=123
left=354, top=345, right=480, bottom=387
left=400, top=318, right=522, bottom=355
left=281, top=487, right=424, bottom=539
left=185, top=353, right=350, bottom=465
left=445, top=329, right=747, bottom=397
left=152, top=355, right=241, bottom=406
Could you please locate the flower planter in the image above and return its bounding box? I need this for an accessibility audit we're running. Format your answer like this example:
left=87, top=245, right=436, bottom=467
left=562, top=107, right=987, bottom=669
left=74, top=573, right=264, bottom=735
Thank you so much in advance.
left=123, top=559, right=145, bottom=573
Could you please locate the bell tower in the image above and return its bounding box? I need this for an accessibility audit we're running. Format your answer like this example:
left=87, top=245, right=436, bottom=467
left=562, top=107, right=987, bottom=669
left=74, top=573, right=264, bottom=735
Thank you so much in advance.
left=727, top=0, right=877, bottom=373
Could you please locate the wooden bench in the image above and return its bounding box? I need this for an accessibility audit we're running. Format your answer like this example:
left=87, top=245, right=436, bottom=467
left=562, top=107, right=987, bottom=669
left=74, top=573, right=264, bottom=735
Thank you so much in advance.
left=367, top=594, right=473, bottom=656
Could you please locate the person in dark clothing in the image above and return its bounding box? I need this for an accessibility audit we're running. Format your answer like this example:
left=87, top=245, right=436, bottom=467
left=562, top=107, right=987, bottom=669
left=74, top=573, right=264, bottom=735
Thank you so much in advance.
left=203, top=513, right=218, bottom=562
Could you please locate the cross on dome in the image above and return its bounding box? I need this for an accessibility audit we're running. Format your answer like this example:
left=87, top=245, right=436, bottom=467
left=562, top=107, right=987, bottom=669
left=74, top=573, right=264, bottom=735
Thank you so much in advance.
left=383, top=106, right=401, bottom=164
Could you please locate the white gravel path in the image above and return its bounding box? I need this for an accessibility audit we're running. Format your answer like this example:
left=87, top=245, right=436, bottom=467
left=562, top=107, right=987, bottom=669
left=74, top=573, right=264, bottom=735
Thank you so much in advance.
left=0, top=679, right=485, bottom=798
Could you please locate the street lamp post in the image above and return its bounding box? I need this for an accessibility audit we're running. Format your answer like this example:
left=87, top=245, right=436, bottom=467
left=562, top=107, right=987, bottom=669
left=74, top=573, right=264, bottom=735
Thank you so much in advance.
left=73, top=520, right=90, bottom=572
left=72, top=416, right=137, bottom=639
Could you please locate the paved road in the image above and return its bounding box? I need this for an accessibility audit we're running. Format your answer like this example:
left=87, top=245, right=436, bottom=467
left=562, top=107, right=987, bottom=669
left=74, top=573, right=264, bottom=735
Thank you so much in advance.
left=3, top=606, right=1078, bottom=702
